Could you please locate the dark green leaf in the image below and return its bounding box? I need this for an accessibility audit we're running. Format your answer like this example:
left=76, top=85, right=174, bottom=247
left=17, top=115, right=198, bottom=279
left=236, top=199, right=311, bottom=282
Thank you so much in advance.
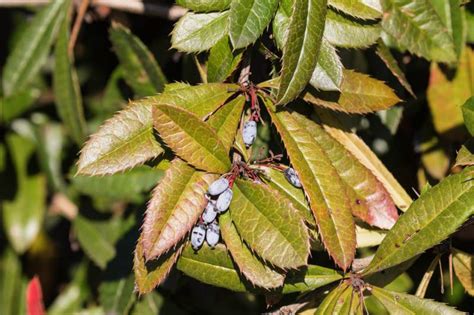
left=1, top=86, right=41, bottom=123
left=176, top=0, right=231, bottom=12
left=109, top=23, right=167, bottom=97
left=98, top=274, right=135, bottom=315
left=207, top=36, right=243, bottom=83
left=462, top=96, right=474, bottom=135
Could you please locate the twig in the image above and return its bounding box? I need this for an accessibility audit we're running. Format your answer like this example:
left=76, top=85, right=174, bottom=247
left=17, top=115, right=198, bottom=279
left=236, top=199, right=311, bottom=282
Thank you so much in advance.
left=0, top=0, right=187, bottom=20
left=69, top=0, right=89, bottom=56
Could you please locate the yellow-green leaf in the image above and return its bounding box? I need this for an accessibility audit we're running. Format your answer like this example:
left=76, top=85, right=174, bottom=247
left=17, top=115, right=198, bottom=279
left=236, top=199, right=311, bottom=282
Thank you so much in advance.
left=452, top=248, right=474, bottom=296
left=176, top=0, right=231, bottom=12
left=282, top=265, right=342, bottom=294
left=207, top=36, right=243, bottom=83
left=454, top=139, right=474, bottom=168
left=153, top=105, right=231, bottom=173
left=328, top=0, right=382, bottom=20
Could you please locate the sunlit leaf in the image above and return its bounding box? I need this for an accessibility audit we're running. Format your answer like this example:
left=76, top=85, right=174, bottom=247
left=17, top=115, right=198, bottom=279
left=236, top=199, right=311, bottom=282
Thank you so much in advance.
left=415, top=255, right=440, bottom=298
left=141, top=159, right=217, bottom=260
left=310, top=39, right=344, bottom=91
left=207, top=36, right=243, bottom=83
left=305, top=70, right=401, bottom=114
left=109, top=23, right=167, bottom=97
left=282, top=265, right=342, bottom=294
left=363, top=167, right=474, bottom=275
left=430, top=0, right=465, bottom=59
left=171, top=11, right=230, bottom=52
left=230, top=179, right=310, bottom=269
left=381, top=0, right=457, bottom=63
left=2, top=0, right=67, bottom=97
left=328, top=0, right=382, bottom=20
left=370, top=286, right=463, bottom=314
left=452, top=248, right=474, bottom=296
left=324, top=9, right=381, bottom=48
left=315, top=282, right=354, bottom=315
left=177, top=243, right=248, bottom=292
left=277, top=0, right=327, bottom=105
left=454, top=139, right=474, bottom=168
left=267, top=107, right=355, bottom=269
left=462, top=96, right=474, bottom=136
left=176, top=0, right=231, bottom=12
left=219, top=212, right=285, bottom=289
left=229, top=0, right=279, bottom=49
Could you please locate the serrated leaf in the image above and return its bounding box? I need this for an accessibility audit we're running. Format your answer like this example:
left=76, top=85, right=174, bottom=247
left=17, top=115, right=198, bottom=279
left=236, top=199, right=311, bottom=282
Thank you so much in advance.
left=141, top=159, right=217, bottom=260
left=2, top=135, right=46, bottom=254
left=153, top=104, right=231, bottom=173
left=109, top=23, right=167, bottom=97
left=77, top=100, right=163, bottom=175
left=229, top=0, right=279, bottom=48
left=207, top=96, right=246, bottom=152
left=452, top=248, right=474, bottom=296
left=315, top=108, right=412, bottom=211
left=370, top=286, right=463, bottom=314
left=305, top=70, right=401, bottom=113
left=381, top=0, right=457, bottom=63
left=53, top=9, right=87, bottom=145
left=267, top=108, right=355, bottom=269
left=219, top=212, right=284, bottom=289
left=176, top=0, right=231, bottom=12
left=230, top=179, right=310, bottom=269
left=282, top=265, right=342, bottom=293
left=152, top=82, right=237, bottom=118
left=177, top=243, right=248, bottom=292
left=2, top=0, right=66, bottom=97
left=310, top=39, right=344, bottom=91
left=98, top=275, right=135, bottom=315
left=328, top=0, right=382, bottom=20
left=324, top=9, right=380, bottom=48
left=363, top=167, right=474, bottom=275
left=427, top=49, right=474, bottom=138
left=72, top=166, right=164, bottom=202
left=277, top=0, right=327, bottom=105
left=306, top=114, right=398, bottom=229
left=207, top=36, right=243, bottom=82
left=171, top=11, right=230, bottom=52
left=376, top=40, right=415, bottom=97
left=462, top=96, right=474, bottom=136
left=134, top=236, right=183, bottom=294
left=454, top=139, right=474, bottom=167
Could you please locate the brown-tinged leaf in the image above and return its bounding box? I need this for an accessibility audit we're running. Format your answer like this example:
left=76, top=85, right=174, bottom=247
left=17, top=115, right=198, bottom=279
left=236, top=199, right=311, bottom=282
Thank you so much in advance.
left=304, top=70, right=400, bottom=114
left=134, top=236, right=183, bottom=294
left=266, top=105, right=355, bottom=270
left=77, top=100, right=163, bottom=176
left=230, top=179, right=310, bottom=269
left=153, top=105, right=231, bottom=173
left=219, top=212, right=285, bottom=289
left=454, top=139, right=474, bottom=168
left=452, top=248, right=474, bottom=296
left=141, top=159, right=217, bottom=260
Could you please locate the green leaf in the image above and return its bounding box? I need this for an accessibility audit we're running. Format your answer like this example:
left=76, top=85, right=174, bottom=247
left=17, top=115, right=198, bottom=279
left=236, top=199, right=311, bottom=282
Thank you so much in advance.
left=310, top=39, right=344, bottom=91
left=229, top=0, right=279, bottom=48
left=134, top=236, right=183, bottom=294
left=77, top=99, right=163, bottom=176
left=219, top=212, right=284, bottom=289
left=53, top=9, right=87, bottom=145
left=177, top=243, right=248, bottom=292
left=305, top=70, right=401, bottom=113
left=430, top=0, right=465, bottom=59
left=324, top=10, right=381, bottom=48
left=207, top=96, right=246, bottom=152
left=306, top=114, right=398, bottom=229
left=267, top=108, right=355, bottom=270
left=2, top=135, right=46, bottom=254
left=141, top=160, right=217, bottom=260
left=381, top=0, right=457, bottom=63
left=282, top=265, right=342, bottom=293
left=277, top=0, right=327, bottom=105
left=370, top=286, right=463, bottom=314
left=207, top=36, right=243, bottom=83
left=109, top=23, right=167, bottom=97
left=230, top=179, right=310, bottom=269
left=452, top=248, right=474, bottom=296
left=153, top=105, right=231, bottom=173
left=363, top=167, right=474, bottom=275
left=152, top=83, right=236, bottom=118
left=171, top=11, right=230, bottom=52
left=98, top=274, right=135, bottom=315
left=376, top=40, right=415, bottom=97
left=315, top=282, right=352, bottom=315
left=427, top=48, right=474, bottom=138
left=1, top=86, right=41, bottom=123
left=0, top=248, right=24, bottom=315
left=328, top=0, right=382, bottom=20
left=462, top=96, right=474, bottom=135
left=73, top=216, right=116, bottom=269
left=2, top=0, right=66, bottom=97
left=454, top=139, right=474, bottom=168
left=176, top=0, right=231, bottom=12
left=72, top=166, right=163, bottom=202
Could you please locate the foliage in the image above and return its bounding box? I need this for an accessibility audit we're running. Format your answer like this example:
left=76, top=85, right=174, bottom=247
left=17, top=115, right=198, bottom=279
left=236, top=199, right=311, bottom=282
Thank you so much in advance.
left=0, top=0, right=473, bottom=313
